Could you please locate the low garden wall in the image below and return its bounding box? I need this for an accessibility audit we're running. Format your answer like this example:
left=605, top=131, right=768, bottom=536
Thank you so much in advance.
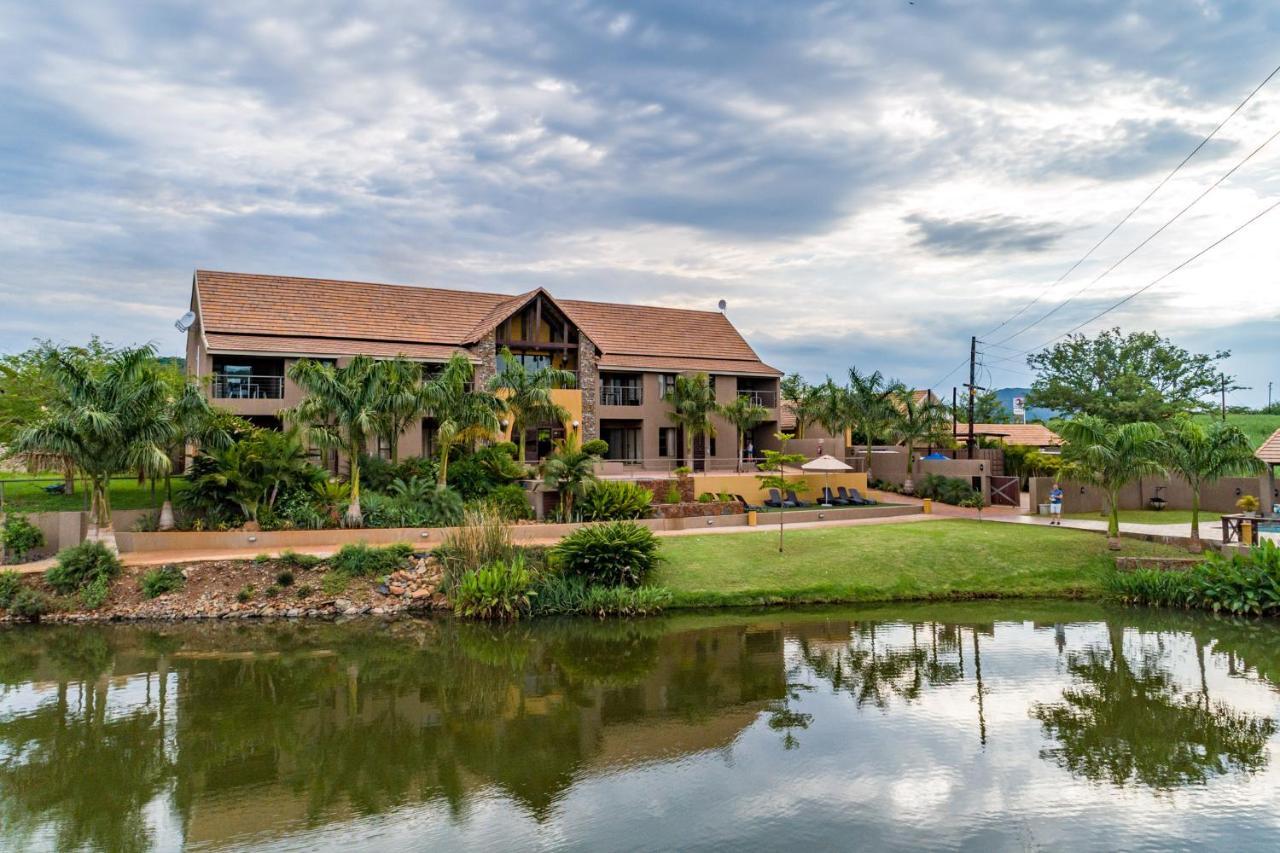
left=1029, top=475, right=1272, bottom=515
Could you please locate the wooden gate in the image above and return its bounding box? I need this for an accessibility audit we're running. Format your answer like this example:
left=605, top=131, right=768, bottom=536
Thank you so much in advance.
left=989, top=476, right=1020, bottom=507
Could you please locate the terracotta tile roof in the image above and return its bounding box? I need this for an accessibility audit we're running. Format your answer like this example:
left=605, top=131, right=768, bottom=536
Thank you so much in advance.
left=966, top=423, right=1062, bottom=446
left=195, top=270, right=779, bottom=375
left=204, top=333, right=472, bottom=361
left=1257, top=427, right=1280, bottom=465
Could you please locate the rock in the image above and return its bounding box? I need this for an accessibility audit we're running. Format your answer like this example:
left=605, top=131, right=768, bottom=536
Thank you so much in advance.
left=286, top=608, right=301, bottom=618
left=389, top=585, right=406, bottom=596
left=410, top=588, right=431, bottom=599
left=334, top=598, right=353, bottom=612
left=376, top=584, right=390, bottom=596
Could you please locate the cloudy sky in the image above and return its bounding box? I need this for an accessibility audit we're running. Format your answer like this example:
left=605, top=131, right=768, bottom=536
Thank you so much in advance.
left=2, top=1, right=1278, bottom=403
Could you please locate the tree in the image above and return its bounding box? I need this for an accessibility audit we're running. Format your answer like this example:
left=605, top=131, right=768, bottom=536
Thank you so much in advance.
left=1026, top=328, right=1231, bottom=423
left=542, top=433, right=602, bottom=520
left=756, top=432, right=807, bottom=552
left=1058, top=415, right=1166, bottom=544
left=887, top=386, right=948, bottom=495
left=156, top=376, right=234, bottom=530
left=847, top=368, right=893, bottom=478
left=7, top=345, right=172, bottom=545
left=283, top=356, right=387, bottom=527
left=720, top=395, right=768, bottom=472
left=1162, top=419, right=1263, bottom=551
left=781, top=373, right=822, bottom=439
left=487, top=348, right=575, bottom=455
left=953, top=389, right=1009, bottom=424
left=186, top=427, right=318, bottom=526
left=373, top=358, right=428, bottom=463
left=814, top=378, right=852, bottom=453
left=666, top=373, right=721, bottom=470
left=420, top=354, right=503, bottom=489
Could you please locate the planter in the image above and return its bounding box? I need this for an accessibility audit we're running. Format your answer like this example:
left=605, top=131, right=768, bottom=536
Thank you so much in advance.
left=1038, top=503, right=1051, bottom=516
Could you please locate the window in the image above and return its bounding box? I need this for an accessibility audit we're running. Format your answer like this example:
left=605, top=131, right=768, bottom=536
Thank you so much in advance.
left=602, top=426, right=641, bottom=462
left=658, top=427, right=677, bottom=458
left=709, top=437, right=716, bottom=457
left=659, top=374, right=676, bottom=399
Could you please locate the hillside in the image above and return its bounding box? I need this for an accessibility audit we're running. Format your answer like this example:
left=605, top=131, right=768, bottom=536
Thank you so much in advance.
left=1193, top=412, right=1280, bottom=448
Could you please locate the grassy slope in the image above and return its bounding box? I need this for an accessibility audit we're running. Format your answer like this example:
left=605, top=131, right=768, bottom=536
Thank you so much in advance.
left=1193, top=412, right=1280, bottom=448
left=654, top=519, right=1184, bottom=608
left=0, top=473, right=187, bottom=513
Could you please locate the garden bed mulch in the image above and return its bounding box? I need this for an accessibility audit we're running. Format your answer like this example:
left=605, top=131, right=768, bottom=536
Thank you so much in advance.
left=3, top=552, right=451, bottom=624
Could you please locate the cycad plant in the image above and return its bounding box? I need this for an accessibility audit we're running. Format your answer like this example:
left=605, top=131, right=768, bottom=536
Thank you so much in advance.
left=666, top=372, right=721, bottom=469
left=721, top=395, right=768, bottom=472
left=488, top=347, right=575, bottom=453
left=542, top=433, right=602, bottom=520
left=1059, top=415, right=1167, bottom=546
left=888, top=386, right=948, bottom=494
left=422, top=353, right=503, bottom=488
left=1162, top=418, right=1263, bottom=551
left=8, top=345, right=173, bottom=546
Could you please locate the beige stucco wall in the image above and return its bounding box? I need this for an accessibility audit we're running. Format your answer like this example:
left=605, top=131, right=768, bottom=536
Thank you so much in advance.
left=692, top=471, right=869, bottom=504
left=1028, top=475, right=1273, bottom=515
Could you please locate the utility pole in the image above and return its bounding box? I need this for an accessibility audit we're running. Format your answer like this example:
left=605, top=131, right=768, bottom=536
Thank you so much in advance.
left=1269, top=381, right=1273, bottom=410
left=952, top=386, right=958, bottom=445
left=1221, top=372, right=1228, bottom=421
left=965, top=336, right=979, bottom=459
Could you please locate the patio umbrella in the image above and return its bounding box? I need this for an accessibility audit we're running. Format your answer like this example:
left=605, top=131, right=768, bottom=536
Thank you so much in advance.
left=802, top=454, right=853, bottom=507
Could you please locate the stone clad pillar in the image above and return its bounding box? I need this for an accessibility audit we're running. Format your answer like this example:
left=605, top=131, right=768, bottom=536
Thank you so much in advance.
left=578, top=337, right=600, bottom=441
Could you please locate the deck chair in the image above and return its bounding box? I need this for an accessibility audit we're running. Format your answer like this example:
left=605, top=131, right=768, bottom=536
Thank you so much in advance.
left=838, top=486, right=864, bottom=505
left=735, top=494, right=764, bottom=512
left=765, top=488, right=784, bottom=508
left=821, top=486, right=848, bottom=505
left=785, top=490, right=808, bottom=507
left=848, top=487, right=877, bottom=505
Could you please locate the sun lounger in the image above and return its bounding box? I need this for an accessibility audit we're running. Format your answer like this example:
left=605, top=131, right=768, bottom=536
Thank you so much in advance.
left=785, top=490, right=808, bottom=507
left=821, top=486, right=848, bottom=506
left=765, top=488, right=785, bottom=508
left=735, top=494, right=765, bottom=512
left=848, top=487, right=877, bottom=505
left=837, top=486, right=864, bottom=505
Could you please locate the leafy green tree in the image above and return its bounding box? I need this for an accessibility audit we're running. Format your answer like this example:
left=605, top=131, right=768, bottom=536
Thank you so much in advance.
left=283, top=356, right=387, bottom=527
left=953, top=389, right=1009, bottom=424
left=1162, top=418, right=1263, bottom=550
left=813, top=378, right=852, bottom=453
left=542, top=433, right=603, bottom=520
left=847, top=367, right=894, bottom=478
left=156, top=374, right=233, bottom=529
left=373, top=358, right=428, bottom=463
left=888, top=386, right=949, bottom=495
left=780, top=373, right=822, bottom=439
left=665, top=373, right=721, bottom=469
left=421, top=354, right=503, bottom=488
left=720, top=395, right=768, bottom=472
left=1026, top=328, right=1231, bottom=423
left=1058, top=415, right=1166, bottom=543
left=756, top=432, right=807, bottom=552
left=7, top=346, right=172, bottom=541
left=487, top=348, right=575, bottom=454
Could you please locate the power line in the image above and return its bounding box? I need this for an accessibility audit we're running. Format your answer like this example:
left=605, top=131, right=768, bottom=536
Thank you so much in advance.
left=978, top=59, right=1280, bottom=340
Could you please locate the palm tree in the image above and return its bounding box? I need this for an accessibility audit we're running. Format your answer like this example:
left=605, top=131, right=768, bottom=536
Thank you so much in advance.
left=720, top=395, right=768, bottom=472
left=487, top=348, right=576, bottom=456
left=814, top=378, right=852, bottom=455
left=157, top=378, right=233, bottom=530
left=1162, top=418, right=1263, bottom=551
left=847, top=367, right=892, bottom=478
left=780, top=373, right=822, bottom=439
left=666, top=373, right=721, bottom=470
left=542, top=433, right=601, bottom=520
left=8, top=345, right=172, bottom=547
left=1058, top=415, right=1166, bottom=545
left=282, top=356, right=386, bottom=527
left=421, top=353, right=503, bottom=488
left=888, top=386, right=948, bottom=495
left=373, top=357, right=428, bottom=463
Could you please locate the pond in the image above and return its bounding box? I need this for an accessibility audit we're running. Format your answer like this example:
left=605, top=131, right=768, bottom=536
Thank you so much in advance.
left=2, top=603, right=1280, bottom=851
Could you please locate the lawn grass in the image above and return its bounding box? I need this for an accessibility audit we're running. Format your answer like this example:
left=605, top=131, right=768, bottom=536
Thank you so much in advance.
left=0, top=474, right=187, bottom=513
left=653, top=519, right=1186, bottom=608
left=1061, top=509, right=1221, bottom=526
left=1193, top=412, right=1280, bottom=448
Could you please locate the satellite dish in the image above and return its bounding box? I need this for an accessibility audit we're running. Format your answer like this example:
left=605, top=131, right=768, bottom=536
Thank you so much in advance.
left=174, top=311, right=196, bottom=333
left=717, top=299, right=727, bottom=312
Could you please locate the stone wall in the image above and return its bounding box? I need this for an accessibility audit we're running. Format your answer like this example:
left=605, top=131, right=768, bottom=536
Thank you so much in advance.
left=471, top=330, right=498, bottom=388
left=1029, top=474, right=1273, bottom=515
left=632, top=477, right=694, bottom=503
left=653, top=500, right=745, bottom=520
left=578, top=336, right=600, bottom=441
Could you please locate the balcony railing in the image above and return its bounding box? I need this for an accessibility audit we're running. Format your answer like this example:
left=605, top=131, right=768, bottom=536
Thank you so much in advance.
left=601, top=385, right=643, bottom=406
left=738, top=389, right=778, bottom=407
left=212, top=374, right=285, bottom=400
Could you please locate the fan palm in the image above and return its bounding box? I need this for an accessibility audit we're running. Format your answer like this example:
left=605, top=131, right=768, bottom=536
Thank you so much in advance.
left=422, top=353, right=503, bottom=488
left=848, top=367, right=893, bottom=478
left=1162, top=418, right=1263, bottom=550
left=542, top=433, right=600, bottom=520
left=888, top=386, right=948, bottom=495
left=282, top=356, right=385, bottom=527
left=487, top=347, right=575, bottom=453
left=666, top=373, right=721, bottom=469
left=1059, top=415, right=1167, bottom=544
left=721, top=395, right=768, bottom=472
left=8, top=345, right=173, bottom=544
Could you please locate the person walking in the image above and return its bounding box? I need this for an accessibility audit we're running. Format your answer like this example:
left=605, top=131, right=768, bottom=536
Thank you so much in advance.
left=1048, top=482, right=1064, bottom=526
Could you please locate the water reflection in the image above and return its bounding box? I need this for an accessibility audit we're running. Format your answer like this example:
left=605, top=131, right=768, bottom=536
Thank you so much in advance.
left=0, top=604, right=1278, bottom=851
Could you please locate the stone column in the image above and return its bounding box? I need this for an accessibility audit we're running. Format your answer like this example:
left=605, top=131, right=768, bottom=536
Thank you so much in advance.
left=471, top=331, right=498, bottom=388
left=578, top=337, right=600, bottom=441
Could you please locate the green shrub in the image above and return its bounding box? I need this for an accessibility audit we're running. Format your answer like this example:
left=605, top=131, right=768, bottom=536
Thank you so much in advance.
left=531, top=574, right=672, bottom=617
left=697, top=492, right=716, bottom=503
left=552, top=521, right=661, bottom=588
left=330, top=542, right=414, bottom=577
left=266, top=584, right=282, bottom=598
left=275, top=569, right=295, bottom=587
left=131, top=511, right=160, bottom=532
left=452, top=554, right=535, bottom=620
left=436, top=506, right=513, bottom=589
left=0, top=570, right=22, bottom=608
left=2, top=514, right=45, bottom=562
left=1106, top=541, right=1280, bottom=617
left=276, top=488, right=328, bottom=530
left=10, top=588, right=50, bottom=622
left=662, top=485, right=681, bottom=504
left=1105, top=568, right=1196, bottom=608
left=253, top=553, right=272, bottom=564
left=363, top=486, right=464, bottom=529
left=45, top=541, right=122, bottom=594
left=359, top=453, right=399, bottom=492
left=321, top=571, right=349, bottom=595
left=484, top=483, right=534, bottom=521
left=448, top=444, right=529, bottom=501
left=236, top=585, right=254, bottom=603
left=140, top=566, right=184, bottom=599
left=296, top=583, right=314, bottom=598
left=581, top=438, right=609, bottom=457
left=914, top=473, right=978, bottom=505
left=80, top=575, right=110, bottom=609
left=278, top=550, right=322, bottom=570
left=578, top=481, right=654, bottom=521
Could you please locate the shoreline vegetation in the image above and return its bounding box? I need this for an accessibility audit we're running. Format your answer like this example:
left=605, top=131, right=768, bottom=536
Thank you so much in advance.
left=0, top=520, right=1193, bottom=624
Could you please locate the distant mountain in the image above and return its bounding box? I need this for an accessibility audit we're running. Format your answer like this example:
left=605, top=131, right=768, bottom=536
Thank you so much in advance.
left=994, top=387, right=1059, bottom=423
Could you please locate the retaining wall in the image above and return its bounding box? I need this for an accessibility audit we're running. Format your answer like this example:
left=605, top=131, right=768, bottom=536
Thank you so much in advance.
left=1029, top=475, right=1272, bottom=515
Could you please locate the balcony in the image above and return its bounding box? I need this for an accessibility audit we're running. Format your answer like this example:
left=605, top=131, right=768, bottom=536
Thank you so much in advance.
left=212, top=373, right=285, bottom=400
left=601, top=385, right=643, bottom=406
left=737, top=389, right=778, bottom=408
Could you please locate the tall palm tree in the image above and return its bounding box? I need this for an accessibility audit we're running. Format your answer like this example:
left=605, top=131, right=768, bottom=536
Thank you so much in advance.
left=487, top=347, right=576, bottom=455
left=721, top=395, right=768, bottom=472
left=888, top=386, right=948, bottom=495
left=848, top=367, right=892, bottom=478
left=1162, top=418, right=1263, bottom=551
left=421, top=353, right=503, bottom=488
left=282, top=356, right=386, bottom=527
left=157, top=378, right=233, bottom=530
left=1059, top=415, right=1166, bottom=545
left=666, top=373, right=722, bottom=470
left=542, top=433, right=600, bottom=520
left=814, top=378, right=853, bottom=455
left=373, top=357, right=428, bottom=463
left=8, top=345, right=172, bottom=546
left=780, top=373, right=822, bottom=439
